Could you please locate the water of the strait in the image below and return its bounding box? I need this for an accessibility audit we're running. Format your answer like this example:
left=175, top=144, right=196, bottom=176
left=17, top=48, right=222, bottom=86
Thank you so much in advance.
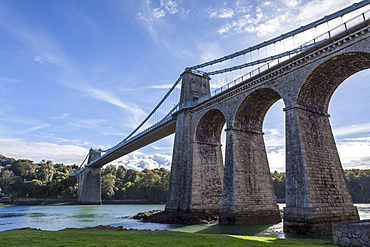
left=1, top=203, right=369, bottom=239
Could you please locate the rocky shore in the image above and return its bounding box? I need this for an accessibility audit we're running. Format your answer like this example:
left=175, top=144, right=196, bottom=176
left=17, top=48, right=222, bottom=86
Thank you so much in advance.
left=131, top=210, right=219, bottom=225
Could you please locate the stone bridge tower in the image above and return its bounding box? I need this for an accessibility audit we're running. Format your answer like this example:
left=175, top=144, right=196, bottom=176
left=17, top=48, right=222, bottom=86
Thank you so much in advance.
left=166, top=71, right=224, bottom=213
left=76, top=149, right=102, bottom=204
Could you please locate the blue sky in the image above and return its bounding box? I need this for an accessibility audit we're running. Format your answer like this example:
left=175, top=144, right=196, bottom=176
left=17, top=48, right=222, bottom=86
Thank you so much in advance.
left=0, top=0, right=370, bottom=171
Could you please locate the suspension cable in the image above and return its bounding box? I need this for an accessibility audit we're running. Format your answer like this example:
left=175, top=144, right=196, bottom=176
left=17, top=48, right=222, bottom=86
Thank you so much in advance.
left=185, top=0, right=370, bottom=71
left=203, top=44, right=313, bottom=76
left=77, top=152, right=89, bottom=170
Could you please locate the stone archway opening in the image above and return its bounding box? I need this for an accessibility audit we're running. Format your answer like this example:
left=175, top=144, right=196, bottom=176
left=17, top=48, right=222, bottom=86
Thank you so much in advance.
left=191, top=109, right=226, bottom=213
left=329, top=68, right=370, bottom=172
left=220, top=88, right=282, bottom=225
left=262, top=99, right=285, bottom=202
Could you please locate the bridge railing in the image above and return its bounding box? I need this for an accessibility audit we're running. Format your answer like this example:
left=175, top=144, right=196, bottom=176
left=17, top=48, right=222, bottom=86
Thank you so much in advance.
left=187, top=2, right=370, bottom=107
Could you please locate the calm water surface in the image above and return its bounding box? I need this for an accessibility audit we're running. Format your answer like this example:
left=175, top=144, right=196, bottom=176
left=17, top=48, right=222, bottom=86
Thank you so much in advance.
left=1, top=203, right=369, bottom=238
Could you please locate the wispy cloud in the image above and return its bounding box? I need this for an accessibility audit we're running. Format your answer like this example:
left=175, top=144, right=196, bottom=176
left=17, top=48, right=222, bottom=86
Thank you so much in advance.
left=136, top=0, right=182, bottom=43
left=51, top=113, right=69, bottom=120
left=214, top=0, right=359, bottom=37
left=0, top=4, right=147, bottom=128
left=37, top=133, right=92, bottom=147
left=0, top=114, right=46, bottom=126
left=208, top=8, right=235, bottom=19
left=83, top=86, right=146, bottom=126
left=16, top=124, right=50, bottom=135
left=334, top=123, right=370, bottom=137
left=144, top=83, right=181, bottom=89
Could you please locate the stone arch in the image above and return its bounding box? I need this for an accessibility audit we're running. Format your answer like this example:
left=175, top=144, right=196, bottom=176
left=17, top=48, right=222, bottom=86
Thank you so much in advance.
left=283, top=51, right=368, bottom=234
left=297, top=51, right=370, bottom=113
left=220, top=88, right=282, bottom=225
left=191, top=109, right=226, bottom=213
left=195, top=108, right=226, bottom=144
left=234, top=88, right=282, bottom=131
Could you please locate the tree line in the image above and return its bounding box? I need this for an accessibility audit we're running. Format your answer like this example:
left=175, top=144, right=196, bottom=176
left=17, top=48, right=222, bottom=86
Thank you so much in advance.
left=1, top=155, right=369, bottom=203
left=272, top=169, right=370, bottom=203
left=0, top=155, right=169, bottom=202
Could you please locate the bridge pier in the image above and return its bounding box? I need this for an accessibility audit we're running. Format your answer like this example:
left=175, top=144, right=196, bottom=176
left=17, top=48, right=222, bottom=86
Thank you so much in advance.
left=284, top=106, right=359, bottom=235
left=77, top=149, right=102, bottom=205
left=220, top=128, right=281, bottom=225
left=167, top=71, right=224, bottom=213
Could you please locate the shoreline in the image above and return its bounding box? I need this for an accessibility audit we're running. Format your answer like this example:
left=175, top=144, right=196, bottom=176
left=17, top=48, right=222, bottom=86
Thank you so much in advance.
left=0, top=199, right=166, bottom=206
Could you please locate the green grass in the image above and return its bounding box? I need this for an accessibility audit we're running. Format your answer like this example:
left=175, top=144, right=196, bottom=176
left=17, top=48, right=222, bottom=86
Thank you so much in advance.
left=0, top=229, right=335, bottom=247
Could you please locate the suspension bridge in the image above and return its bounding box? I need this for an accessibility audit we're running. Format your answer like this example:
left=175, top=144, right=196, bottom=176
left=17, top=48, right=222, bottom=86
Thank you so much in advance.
left=74, top=0, right=370, bottom=235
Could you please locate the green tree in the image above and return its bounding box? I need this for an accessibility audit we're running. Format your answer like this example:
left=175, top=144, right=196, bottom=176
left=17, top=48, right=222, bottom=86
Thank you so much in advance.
left=25, top=179, right=45, bottom=197
left=0, top=170, right=16, bottom=195
left=101, top=173, right=116, bottom=199
left=36, top=160, right=55, bottom=184
left=10, top=160, right=36, bottom=179
left=271, top=171, right=285, bottom=200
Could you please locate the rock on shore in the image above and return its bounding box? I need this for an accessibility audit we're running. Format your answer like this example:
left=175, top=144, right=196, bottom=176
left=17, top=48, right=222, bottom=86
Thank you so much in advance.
left=132, top=210, right=219, bottom=225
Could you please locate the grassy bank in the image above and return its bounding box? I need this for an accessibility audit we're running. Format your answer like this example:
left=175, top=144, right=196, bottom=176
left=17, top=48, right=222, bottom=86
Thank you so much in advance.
left=0, top=229, right=335, bottom=246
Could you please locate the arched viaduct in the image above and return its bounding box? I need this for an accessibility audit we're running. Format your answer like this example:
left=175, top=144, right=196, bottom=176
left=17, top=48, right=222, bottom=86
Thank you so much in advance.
left=166, top=23, right=370, bottom=235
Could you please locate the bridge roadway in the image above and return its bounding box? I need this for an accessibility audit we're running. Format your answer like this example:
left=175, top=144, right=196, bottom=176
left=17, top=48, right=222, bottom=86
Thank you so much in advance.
left=86, top=117, right=176, bottom=168
left=86, top=17, right=370, bottom=170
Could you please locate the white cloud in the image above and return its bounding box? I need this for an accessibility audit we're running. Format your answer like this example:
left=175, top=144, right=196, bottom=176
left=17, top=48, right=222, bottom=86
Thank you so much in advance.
left=33, top=56, right=53, bottom=65
left=263, top=127, right=370, bottom=172
left=109, top=151, right=171, bottom=171
left=282, top=0, right=300, bottom=8
left=217, top=11, right=262, bottom=35
left=336, top=137, right=370, bottom=170
left=267, top=148, right=285, bottom=172
left=262, top=1, right=273, bottom=7
left=235, top=0, right=252, bottom=13
left=153, top=8, right=166, bottom=18
left=209, top=8, right=235, bottom=19
left=215, top=0, right=360, bottom=37
left=333, top=123, right=370, bottom=137
left=161, top=0, right=179, bottom=14
left=0, top=140, right=88, bottom=165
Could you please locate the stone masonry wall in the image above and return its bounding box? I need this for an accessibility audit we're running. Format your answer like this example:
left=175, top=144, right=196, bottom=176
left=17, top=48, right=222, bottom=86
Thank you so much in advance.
left=333, top=220, right=370, bottom=246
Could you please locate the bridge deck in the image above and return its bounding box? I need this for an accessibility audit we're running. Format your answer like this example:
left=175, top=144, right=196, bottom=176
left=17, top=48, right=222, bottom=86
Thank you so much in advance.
left=87, top=118, right=176, bottom=168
